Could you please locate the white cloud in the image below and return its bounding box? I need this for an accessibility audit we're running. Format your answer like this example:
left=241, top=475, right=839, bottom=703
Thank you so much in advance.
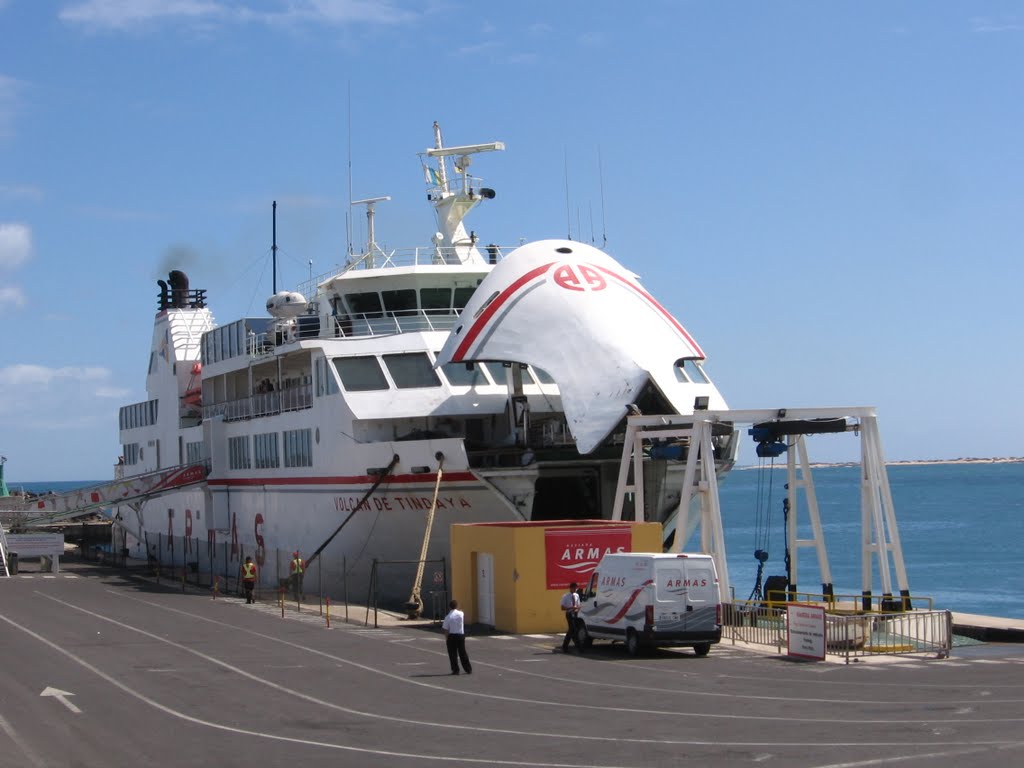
left=59, top=0, right=415, bottom=32
left=95, top=385, right=133, bottom=398
left=0, top=185, right=45, bottom=202
left=0, top=286, right=26, bottom=310
left=59, top=0, right=225, bottom=31
left=0, top=74, right=23, bottom=139
left=0, top=364, right=110, bottom=387
left=0, top=222, right=32, bottom=269
left=971, top=16, right=1024, bottom=33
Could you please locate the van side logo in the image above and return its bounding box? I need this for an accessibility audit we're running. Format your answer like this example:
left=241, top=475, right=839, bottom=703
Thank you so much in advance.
left=552, top=263, right=607, bottom=292
left=665, top=578, right=708, bottom=588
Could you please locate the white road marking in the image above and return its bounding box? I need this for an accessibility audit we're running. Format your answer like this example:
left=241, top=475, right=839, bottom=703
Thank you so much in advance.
left=40, top=686, right=81, bottom=714
left=98, top=590, right=1024, bottom=721
left=0, top=714, right=49, bottom=768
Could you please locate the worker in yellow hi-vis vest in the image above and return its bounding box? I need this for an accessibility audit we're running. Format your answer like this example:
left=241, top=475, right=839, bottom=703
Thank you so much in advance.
left=290, top=551, right=305, bottom=601
left=242, top=556, right=257, bottom=604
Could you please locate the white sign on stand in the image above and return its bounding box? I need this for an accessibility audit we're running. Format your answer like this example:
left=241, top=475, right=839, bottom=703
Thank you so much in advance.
left=787, top=603, right=826, bottom=661
left=6, top=533, right=65, bottom=573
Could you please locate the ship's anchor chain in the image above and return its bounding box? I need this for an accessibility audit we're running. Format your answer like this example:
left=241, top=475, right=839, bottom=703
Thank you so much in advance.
left=406, top=452, right=445, bottom=619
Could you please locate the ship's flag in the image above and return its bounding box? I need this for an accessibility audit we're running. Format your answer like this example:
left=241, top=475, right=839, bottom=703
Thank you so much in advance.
left=422, top=163, right=440, bottom=185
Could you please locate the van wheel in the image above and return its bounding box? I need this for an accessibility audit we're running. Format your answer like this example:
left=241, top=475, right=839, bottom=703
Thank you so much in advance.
left=693, top=642, right=711, bottom=657
left=625, top=629, right=640, bottom=657
left=576, top=623, right=593, bottom=650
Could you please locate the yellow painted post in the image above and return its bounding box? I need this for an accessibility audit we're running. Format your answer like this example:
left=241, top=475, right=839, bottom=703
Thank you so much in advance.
left=213, top=575, right=219, bottom=600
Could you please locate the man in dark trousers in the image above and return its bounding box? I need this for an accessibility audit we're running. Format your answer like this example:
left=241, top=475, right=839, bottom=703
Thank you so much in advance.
left=290, top=551, right=305, bottom=601
left=442, top=599, right=472, bottom=675
left=241, top=556, right=257, bottom=604
left=560, top=581, right=583, bottom=652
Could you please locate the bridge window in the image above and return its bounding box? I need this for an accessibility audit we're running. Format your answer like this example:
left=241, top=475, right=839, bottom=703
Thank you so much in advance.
left=346, top=292, right=383, bottom=319
left=383, top=353, right=441, bottom=389
left=229, top=436, right=251, bottom=470
left=334, top=356, right=388, bottom=392
left=439, top=360, right=492, bottom=388
left=421, top=287, right=453, bottom=316
left=382, top=289, right=417, bottom=317
left=453, top=287, right=476, bottom=311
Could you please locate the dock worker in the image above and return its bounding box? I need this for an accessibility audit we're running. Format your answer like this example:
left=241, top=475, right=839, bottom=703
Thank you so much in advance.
left=442, top=600, right=472, bottom=675
left=560, top=582, right=583, bottom=653
left=242, top=556, right=257, bottom=604
left=290, top=551, right=305, bottom=601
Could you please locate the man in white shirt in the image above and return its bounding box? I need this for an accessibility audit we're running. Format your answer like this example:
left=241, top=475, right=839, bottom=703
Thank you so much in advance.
left=560, top=582, right=583, bottom=653
left=442, top=599, right=472, bottom=675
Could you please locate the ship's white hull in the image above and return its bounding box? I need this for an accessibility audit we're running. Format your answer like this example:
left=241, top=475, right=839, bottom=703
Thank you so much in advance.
left=116, top=474, right=522, bottom=607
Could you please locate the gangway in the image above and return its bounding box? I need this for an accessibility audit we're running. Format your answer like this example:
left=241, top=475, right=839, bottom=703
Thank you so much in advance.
left=611, top=406, right=911, bottom=611
left=17, top=463, right=208, bottom=528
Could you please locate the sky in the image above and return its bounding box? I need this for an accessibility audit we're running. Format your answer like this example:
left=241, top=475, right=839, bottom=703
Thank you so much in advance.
left=1, top=1, right=1022, bottom=482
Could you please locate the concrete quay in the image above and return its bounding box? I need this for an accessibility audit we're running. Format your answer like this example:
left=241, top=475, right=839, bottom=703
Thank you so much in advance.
left=2, top=559, right=1023, bottom=768
left=952, top=611, right=1024, bottom=643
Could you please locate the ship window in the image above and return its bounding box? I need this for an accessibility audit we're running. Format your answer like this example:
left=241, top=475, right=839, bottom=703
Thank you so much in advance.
left=440, top=361, right=491, bottom=388
left=382, top=289, right=417, bottom=317
left=384, top=353, right=442, bottom=389
left=229, top=436, right=251, bottom=470
left=674, top=358, right=710, bottom=384
left=123, top=443, right=140, bottom=465
left=453, top=286, right=476, bottom=311
left=531, top=366, right=555, bottom=384
left=186, top=441, right=203, bottom=464
left=284, top=428, right=313, bottom=468
left=421, top=287, right=453, bottom=316
left=254, top=432, right=279, bottom=469
left=334, top=356, right=388, bottom=391
left=346, top=292, right=383, bottom=319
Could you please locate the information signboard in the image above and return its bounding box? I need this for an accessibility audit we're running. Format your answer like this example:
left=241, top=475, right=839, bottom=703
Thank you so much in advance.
left=787, top=603, right=826, bottom=661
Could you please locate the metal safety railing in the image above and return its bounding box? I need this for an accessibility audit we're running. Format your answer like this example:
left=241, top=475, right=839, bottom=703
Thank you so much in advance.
left=723, top=600, right=953, bottom=661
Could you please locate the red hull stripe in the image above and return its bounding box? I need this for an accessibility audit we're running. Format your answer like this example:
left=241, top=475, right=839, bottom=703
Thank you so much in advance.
left=591, top=264, right=705, bottom=358
left=452, top=262, right=554, bottom=361
left=208, top=471, right=479, bottom=488
left=606, top=579, right=654, bottom=624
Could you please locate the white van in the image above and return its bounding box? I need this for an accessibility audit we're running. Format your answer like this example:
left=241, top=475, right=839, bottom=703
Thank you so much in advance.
left=576, top=552, right=722, bottom=656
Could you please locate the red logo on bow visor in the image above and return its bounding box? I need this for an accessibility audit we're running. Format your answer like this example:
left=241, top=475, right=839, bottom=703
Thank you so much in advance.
left=552, top=263, right=607, bottom=292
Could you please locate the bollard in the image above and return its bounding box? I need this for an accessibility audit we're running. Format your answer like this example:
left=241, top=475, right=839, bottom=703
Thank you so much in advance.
left=326, top=597, right=331, bottom=629
left=213, top=575, right=219, bottom=600
left=279, top=587, right=285, bottom=618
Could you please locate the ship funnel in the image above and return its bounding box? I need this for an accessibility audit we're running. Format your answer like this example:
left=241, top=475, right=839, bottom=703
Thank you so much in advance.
left=168, top=270, right=190, bottom=309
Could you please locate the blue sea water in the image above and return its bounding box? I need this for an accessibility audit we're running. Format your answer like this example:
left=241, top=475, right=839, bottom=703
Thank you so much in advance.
left=713, top=462, right=1024, bottom=620
left=10, top=464, right=1024, bottom=619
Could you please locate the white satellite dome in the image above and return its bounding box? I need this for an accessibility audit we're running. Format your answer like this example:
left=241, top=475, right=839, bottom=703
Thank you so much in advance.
left=266, top=291, right=307, bottom=319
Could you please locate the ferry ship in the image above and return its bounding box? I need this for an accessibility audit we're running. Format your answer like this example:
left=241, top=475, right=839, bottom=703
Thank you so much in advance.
left=110, top=124, right=738, bottom=605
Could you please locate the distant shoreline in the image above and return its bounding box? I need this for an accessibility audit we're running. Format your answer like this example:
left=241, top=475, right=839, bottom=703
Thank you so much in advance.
left=736, top=457, right=1024, bottom=470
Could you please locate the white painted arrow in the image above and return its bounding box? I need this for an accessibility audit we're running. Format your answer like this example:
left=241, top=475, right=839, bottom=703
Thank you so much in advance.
left=40, top=687, right=81, bottom=714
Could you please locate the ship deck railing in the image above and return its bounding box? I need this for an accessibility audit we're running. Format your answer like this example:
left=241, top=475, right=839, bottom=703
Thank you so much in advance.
left=203, top=384, right=313, bottom=422
left=293, top=244, right=511, bottom=298
left=246, top=310, right=461, bottom=354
